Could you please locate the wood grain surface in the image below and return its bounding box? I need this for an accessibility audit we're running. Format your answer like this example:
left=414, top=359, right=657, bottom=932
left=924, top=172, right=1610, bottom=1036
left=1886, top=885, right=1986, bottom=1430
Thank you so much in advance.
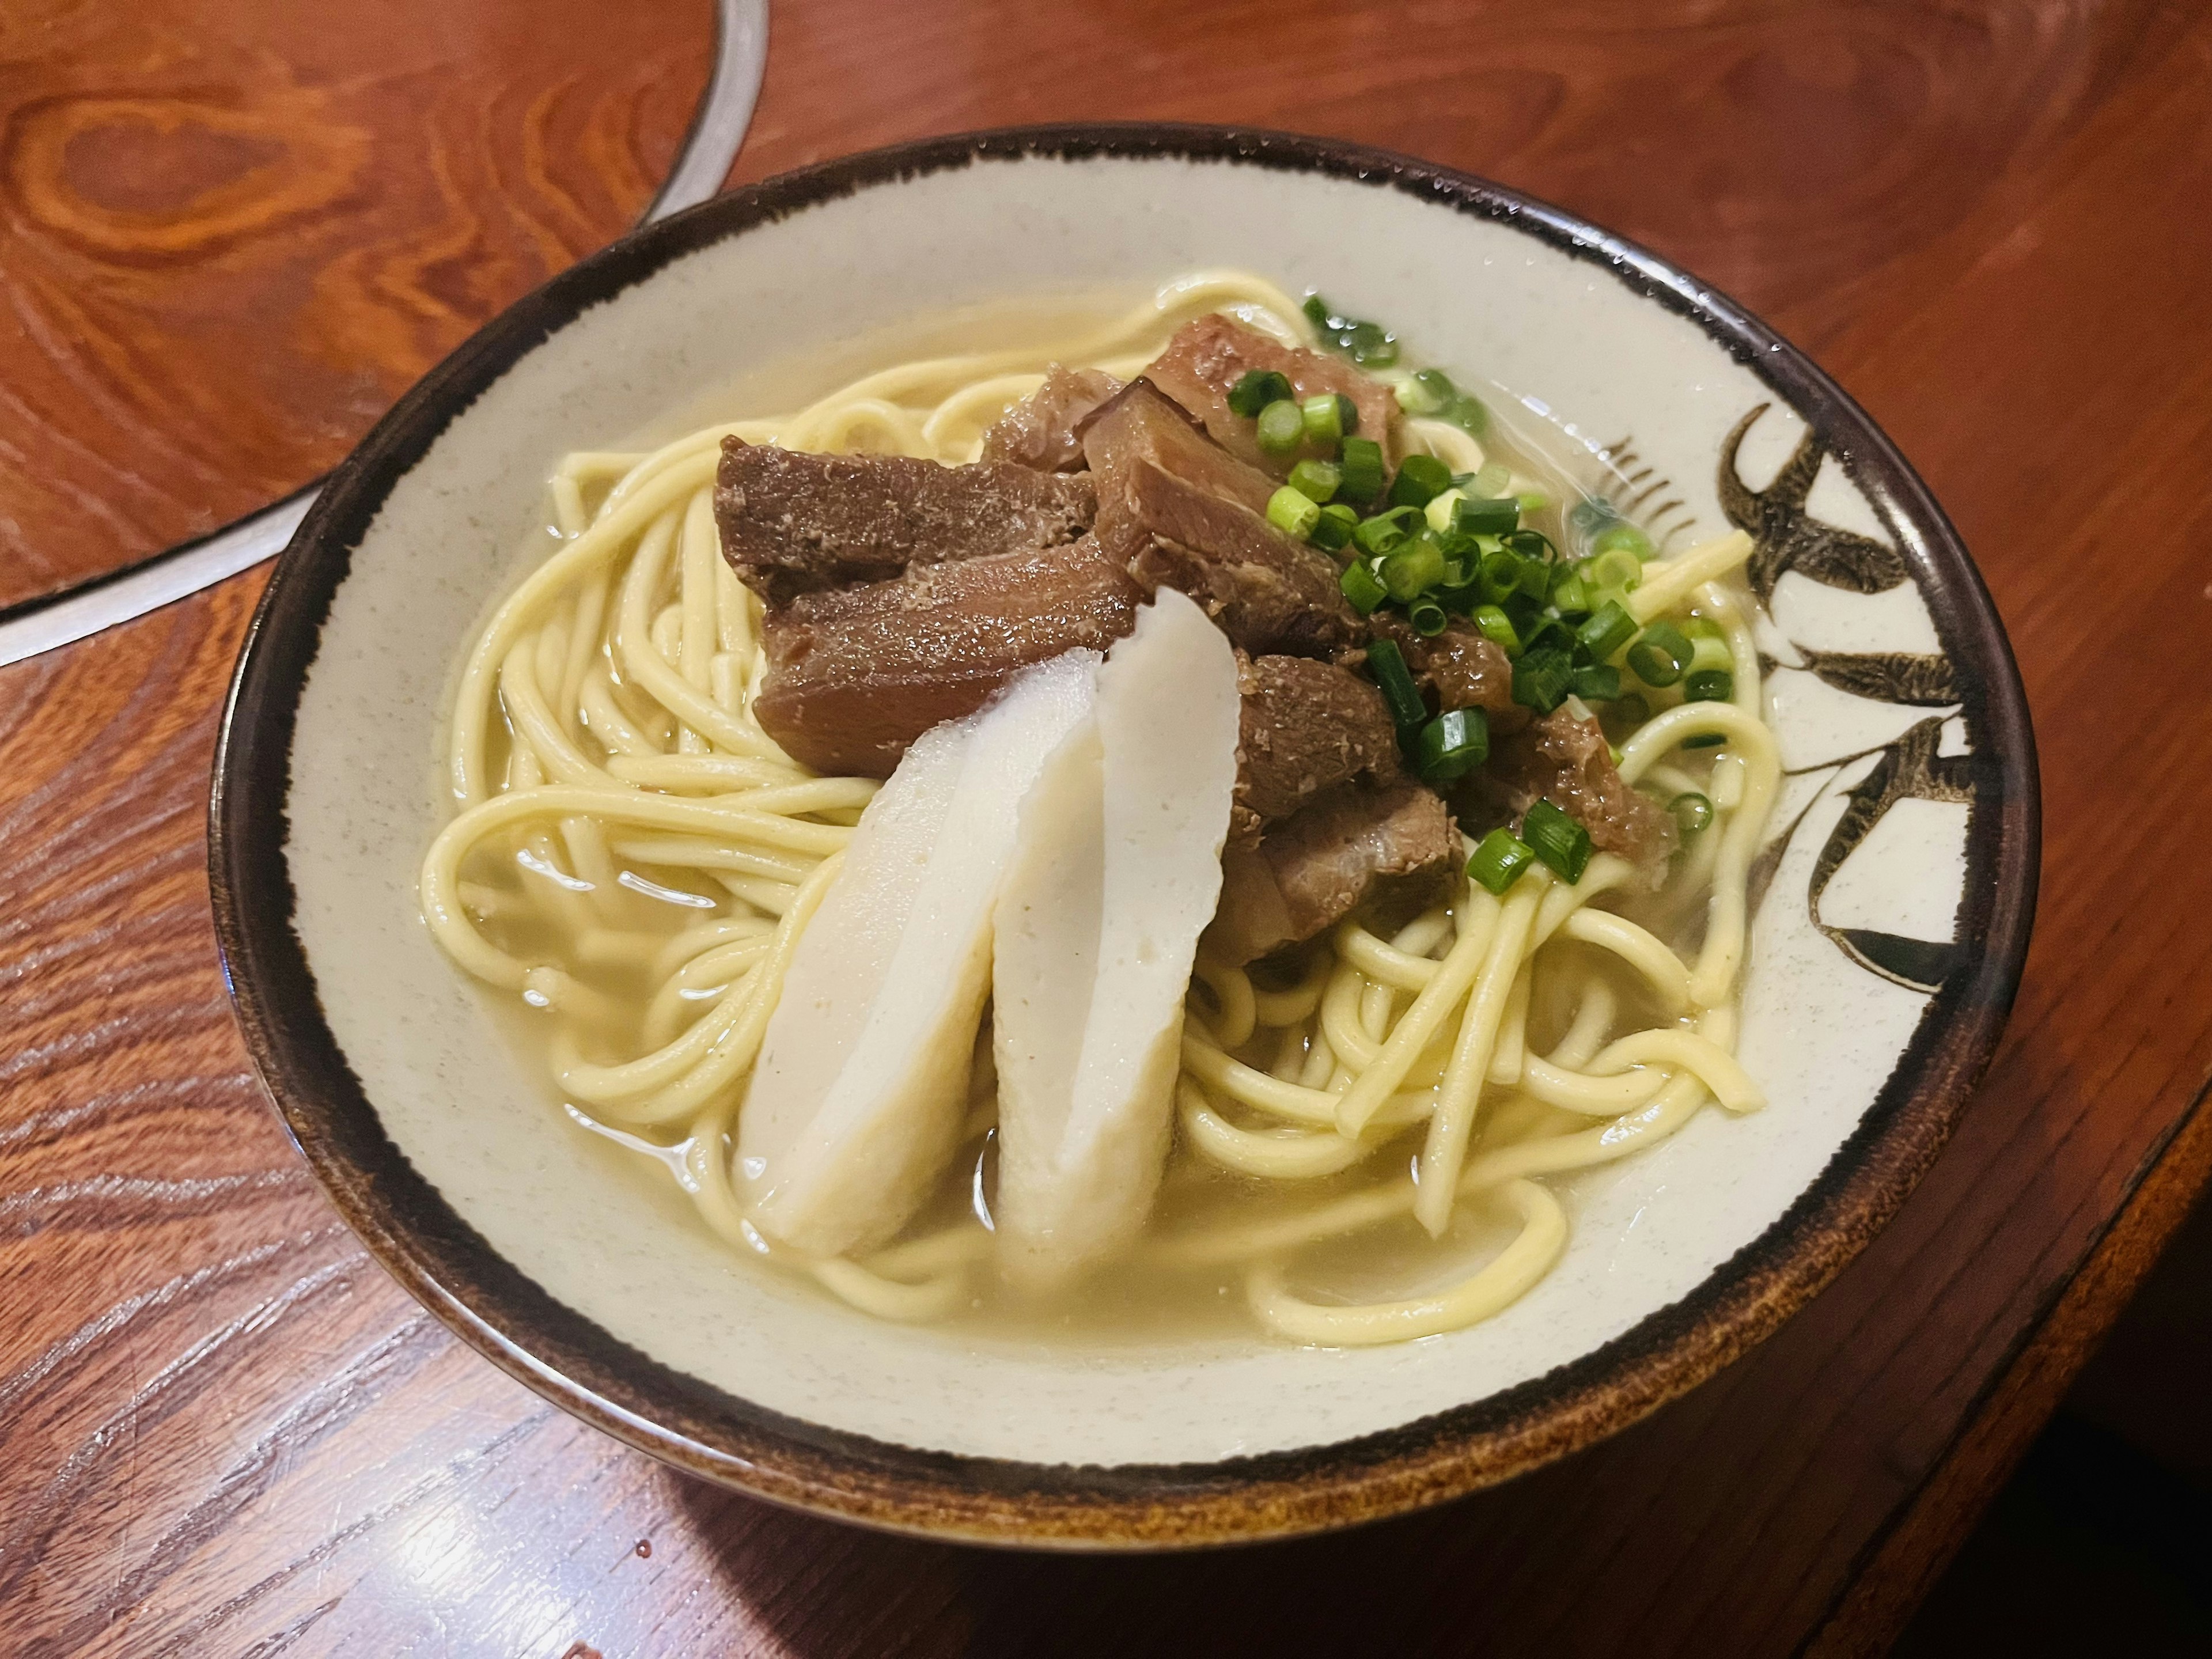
left=0, top=0, right=710, bottom=613
left=5, top=1, right=2212, bottom=1653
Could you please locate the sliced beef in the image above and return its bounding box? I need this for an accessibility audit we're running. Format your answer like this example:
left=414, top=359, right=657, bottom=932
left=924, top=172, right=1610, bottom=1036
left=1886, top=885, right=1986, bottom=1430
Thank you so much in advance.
left=1145, top=313, right=1400, bottom=476
left=716, top=439, right=1096, bottom=608
left=1480, top=709, right=1676, bottom=876
left=753, top=539, right=1142, bottom=777
left=1204, top=782, right=1456, bottom=965
left=979, top=365, right=1122, bottom=472
left=1366, top=612, right=1524, bottom=730
left=1233, top=654, right=1400, bottom=843
left=1082, top=381, right=1365, bottom=659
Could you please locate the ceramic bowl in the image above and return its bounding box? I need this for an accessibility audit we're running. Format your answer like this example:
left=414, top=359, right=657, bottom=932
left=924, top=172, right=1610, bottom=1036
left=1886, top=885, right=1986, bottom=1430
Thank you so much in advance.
left=209, top=125, right=2037, bottom=1546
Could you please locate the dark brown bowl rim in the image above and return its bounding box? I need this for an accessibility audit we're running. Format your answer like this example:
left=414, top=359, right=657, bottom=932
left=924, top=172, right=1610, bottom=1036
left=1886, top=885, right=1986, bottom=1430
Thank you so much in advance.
left=207, top=122, right=2040, bottom=1549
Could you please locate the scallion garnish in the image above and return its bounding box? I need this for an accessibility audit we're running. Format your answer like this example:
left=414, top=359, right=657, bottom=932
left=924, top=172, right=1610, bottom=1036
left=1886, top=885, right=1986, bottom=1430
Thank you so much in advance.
left=1387, top=454, right=1453, bottom=509
left=1472, top=461, right=1512, bottom=498
left=1682, top=732, right=1726, bottom=751
left=1287, top=459, right=1342, bottom=503
left=1452, top=496, right=1520, bottom=537
left=1683, top=667, right=1735, bottom=703
left=1408, top=599, right=1449, bottom=637
left=1586, top=547, right=1643, bottom=592
left=1340, top=560, right=1387, bottom=613
left=1266, top=485, right=1320, bottom=541
left=1304, top=294, right=1399, bottom=367
left=1440, top=392, right=1489, bottom=437
left=1592, top=522, right=1654, bottom=561
left=1381, top=536, right=1446, bottom=601
left=1550, top=568, right=1593, bottom=618
left=1310, top=502, right=1358, bottom=552
left=1365, top=637, right=1427, bottom=729
left=1472, top=604, right=1522, bottom=655
left=1227, top=369, right=1293, bottom=417
left=1256, top=399, right=1304, bottom=456
left=1626, top=620, right=1692, bottom=687
left=1417, top=706, right=1488, bottom=782
left=1575, top=600, right=1637, bottom=663
left=1467, top=827, right=1536, bottom=895
left=1301, top=392, right=1356, bottom=446
left=1512, top=645, right=1575, bottom=713
left=1522, top=798, right=1593, bottom=883
left=1353, top=505, right=1422, bottom=557
left=1571, top=662, right=1621, bottom=702
left=1671, top=792, right=1714, bottom=835
left=1338, top=437, right=1386, bottom=504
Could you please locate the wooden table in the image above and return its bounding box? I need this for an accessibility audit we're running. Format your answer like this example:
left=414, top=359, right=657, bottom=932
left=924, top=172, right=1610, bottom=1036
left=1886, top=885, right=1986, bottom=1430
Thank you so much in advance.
left=5, top=2, right=2209, bottom=1652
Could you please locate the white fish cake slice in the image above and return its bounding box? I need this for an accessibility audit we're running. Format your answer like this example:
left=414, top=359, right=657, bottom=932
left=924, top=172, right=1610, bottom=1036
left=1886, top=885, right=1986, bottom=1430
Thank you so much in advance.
left=993, top=590, right=1241, bottom=1290
left=740, top=653, right=1098, bottom=1259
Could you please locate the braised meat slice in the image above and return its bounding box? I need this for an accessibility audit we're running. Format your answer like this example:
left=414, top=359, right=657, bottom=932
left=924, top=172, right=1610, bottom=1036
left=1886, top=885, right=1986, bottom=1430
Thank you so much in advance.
left=1204, top=781, right=1456, bottom=965
left=1083, top=381, right=1364, bottom=659
left=1366, top=612, right=1524, bottom=729
left=1234, top=655, right=1400, bottom=843
left=979, top=365, right=1123, bottom=472
left=1482, top=709, right=1676, bottom=876
left=753, top=539, right=1142, bottom=777
left=716, top=440, right=1096, bottom=607
left=1145, top=313, right=1400, bottom=476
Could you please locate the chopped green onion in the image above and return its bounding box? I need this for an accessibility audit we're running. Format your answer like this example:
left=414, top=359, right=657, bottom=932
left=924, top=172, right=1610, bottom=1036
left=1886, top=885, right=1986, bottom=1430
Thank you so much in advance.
left=1575, top=600, right=1638, bottom=662
left=1366, top=637, right=1427, bottom=728
left=1514, top=554, right=1553, bottom=603
left=1338, top=437, right=1386, bottom=503
left=1571, top=662, right=1621, bottom=702
left=1266, top=486, right=1320, bottom=541
left=1440, top=392, right=1490, bottom=436
left=1451, top=496, right=1520, bottom=537
left=1512, top=645, right=1575, bottom=713
left=1521, top=616, right=1574, bottom=660
left=1227, top=369, right=1293, bottom=417
left=1310, top=502, right=1358, bottom=553
left=1340, top=560, right=1387, bottom=614
left=1408, top=598, right=1449, bottom=637
left=1354, top=505, right=1421, bottom=556
left=1381, top=536, right=1446, bottom=601
left=1680, top=615, right=1726, bottom=641
left=1256, top=399, right=1304, bottom=456
left=1478, top=549, right=1522, bottom=605
left=1472, top=461, right=1512, bottom=498
left=1517, top=488, right=1551, bottom=512
left=1626, top=621, right=1692, bottom=687
left=1467, top=828, right=1536, bottom=895
left=1671, top=791, right=1714, bottom=835
left=1687, top=630, right=1733, bottom=676
left=1394, top=372, right=1446, bottom=416
left=1592, top=522, right=1654, bottom=561
left=1423, top=487, right=1466, bottom=534
left=1301, top=392, right=1356, bottom=446
left=1387, top=454, right=1454, bottom=509
left=1684, top=667, right=1735, bottom=703
left=1550, top=569, right=1593, bottom=618
left=1610, top=691, right=1651, bottom=726
left=1586, top=547, right=1642, bottom=592
left=1287, top=459, right=1342, bottom=503
left=1682, top=732, right=1726, bottom=750
left=1472, top=604, right=1522, bottom=654
left=1304, top=294, right=1399, bottom=366
left=1417, top=706, right=1488, bottom=782
left=1522, top=798, right=1593, bottom=884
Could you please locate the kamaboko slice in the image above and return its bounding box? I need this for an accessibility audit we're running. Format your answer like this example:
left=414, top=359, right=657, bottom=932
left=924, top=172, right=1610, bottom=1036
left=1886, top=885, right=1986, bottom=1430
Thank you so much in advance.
left=993, top=590, right=1241, bottom=1290
left=740, top=652, right=1098, bottom=1259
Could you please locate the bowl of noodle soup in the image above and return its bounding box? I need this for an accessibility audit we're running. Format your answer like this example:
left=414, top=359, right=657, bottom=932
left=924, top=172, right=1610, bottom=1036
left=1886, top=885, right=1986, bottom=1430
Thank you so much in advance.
left=210, top=126, right=2036, bottom=1545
